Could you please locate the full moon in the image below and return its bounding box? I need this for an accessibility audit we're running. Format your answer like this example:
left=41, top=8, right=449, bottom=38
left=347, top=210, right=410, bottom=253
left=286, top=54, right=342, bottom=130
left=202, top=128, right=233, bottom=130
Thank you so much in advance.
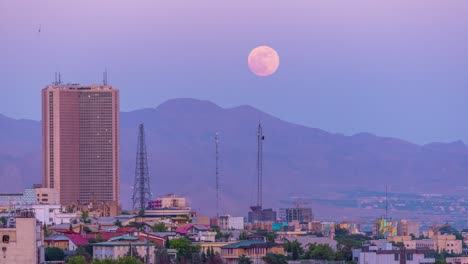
left=248, top=46, right=280, bottom=77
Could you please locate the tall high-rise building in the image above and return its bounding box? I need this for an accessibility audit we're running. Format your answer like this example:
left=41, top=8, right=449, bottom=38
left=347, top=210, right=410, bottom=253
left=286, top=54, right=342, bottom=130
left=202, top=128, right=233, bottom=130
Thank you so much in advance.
left=42, top=84, right=120, bottom=208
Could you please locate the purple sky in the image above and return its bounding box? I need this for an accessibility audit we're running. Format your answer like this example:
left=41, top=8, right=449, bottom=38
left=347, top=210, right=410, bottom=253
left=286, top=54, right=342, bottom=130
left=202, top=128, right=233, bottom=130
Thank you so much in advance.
left=1, top=0, right=468, bottom=144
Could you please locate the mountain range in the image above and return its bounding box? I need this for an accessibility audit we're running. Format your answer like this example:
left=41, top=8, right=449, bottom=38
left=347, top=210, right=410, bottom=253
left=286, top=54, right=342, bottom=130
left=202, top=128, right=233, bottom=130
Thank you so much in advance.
left=1, top=98, right=468, bottom=218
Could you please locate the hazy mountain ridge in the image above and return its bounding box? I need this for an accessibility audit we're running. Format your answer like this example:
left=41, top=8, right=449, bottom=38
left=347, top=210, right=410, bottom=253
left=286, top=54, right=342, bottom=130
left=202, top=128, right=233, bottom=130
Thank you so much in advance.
left=0, top=98, right=467, bottom=217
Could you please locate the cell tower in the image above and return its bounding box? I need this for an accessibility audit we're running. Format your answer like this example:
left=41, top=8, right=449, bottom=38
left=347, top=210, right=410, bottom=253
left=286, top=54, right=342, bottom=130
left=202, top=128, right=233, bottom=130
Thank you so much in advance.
left=132, top=124, right=151, bottom=211
left=215, top=132, right=219, bottom=217
left=251, top=122, right=265, bottom=212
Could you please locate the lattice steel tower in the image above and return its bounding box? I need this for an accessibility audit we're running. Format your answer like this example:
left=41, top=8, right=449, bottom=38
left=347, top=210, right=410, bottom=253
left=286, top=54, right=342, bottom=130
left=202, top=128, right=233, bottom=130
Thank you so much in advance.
left=132, top=124, right=151, bottom=210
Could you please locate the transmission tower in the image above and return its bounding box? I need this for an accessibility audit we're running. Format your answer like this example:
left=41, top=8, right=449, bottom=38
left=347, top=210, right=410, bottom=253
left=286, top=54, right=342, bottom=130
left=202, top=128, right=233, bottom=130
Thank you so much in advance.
left=132, top=124, right=151, bottom=211
left=215, top=132, right=219, bottom=218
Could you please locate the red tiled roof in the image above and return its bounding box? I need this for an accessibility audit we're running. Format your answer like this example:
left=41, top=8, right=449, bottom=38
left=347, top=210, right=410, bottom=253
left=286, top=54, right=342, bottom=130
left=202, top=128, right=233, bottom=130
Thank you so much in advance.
left=66, top=234, right=89, bottom=246
left=137, top=232, right=165, bottom=247
left=117, top=227, right=138, bottom=233
left=65, top=230, right=136, bottom=246
left=176, top=224, right=209, bottom=234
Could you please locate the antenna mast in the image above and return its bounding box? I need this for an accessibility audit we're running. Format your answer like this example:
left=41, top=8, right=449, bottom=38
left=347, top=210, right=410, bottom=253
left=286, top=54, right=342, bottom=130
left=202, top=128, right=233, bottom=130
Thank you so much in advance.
left=132, top=124, right=152, bottom=211
left=385, top=185, right=388, bottom=220
left=215, top=133, right=219, bottom=218
left=103, top=68, right=108, bottom=85
left=257, top=122, right=264, bottom=208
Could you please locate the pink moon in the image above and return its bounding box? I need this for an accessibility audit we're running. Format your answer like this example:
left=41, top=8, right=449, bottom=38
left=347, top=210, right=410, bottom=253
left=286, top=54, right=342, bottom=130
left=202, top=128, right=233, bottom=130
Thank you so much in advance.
left=248, top=46, right=280, bottom=77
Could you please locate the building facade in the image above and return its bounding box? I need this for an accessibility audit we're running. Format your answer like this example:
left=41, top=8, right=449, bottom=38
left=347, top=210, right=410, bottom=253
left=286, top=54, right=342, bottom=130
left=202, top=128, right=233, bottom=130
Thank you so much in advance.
left=93, top=242, right=155, bottom=262
left=352, top=243, right=435, bottom=264
left=42, top=84, right=120, bottom=208
left=220, top=240, right=285, bottom=264
left=397, top=219, right=420, bottom=237
left=278, top=207, right=313, bottom=223
left=0, top=210, right=45, bottom=264
left=248, top=208, right=276, bottom=223
left=219, top=215, right=244, bottom=230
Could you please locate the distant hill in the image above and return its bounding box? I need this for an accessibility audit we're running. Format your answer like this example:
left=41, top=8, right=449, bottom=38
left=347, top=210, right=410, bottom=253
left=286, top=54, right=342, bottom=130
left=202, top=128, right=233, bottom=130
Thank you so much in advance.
left=1, top=99, right=468, bottom=217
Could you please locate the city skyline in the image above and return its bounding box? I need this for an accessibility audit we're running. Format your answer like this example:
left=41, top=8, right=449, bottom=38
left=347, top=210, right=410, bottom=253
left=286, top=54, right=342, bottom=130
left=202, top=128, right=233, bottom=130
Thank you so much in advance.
left=1, top=0, right=468, bottom=145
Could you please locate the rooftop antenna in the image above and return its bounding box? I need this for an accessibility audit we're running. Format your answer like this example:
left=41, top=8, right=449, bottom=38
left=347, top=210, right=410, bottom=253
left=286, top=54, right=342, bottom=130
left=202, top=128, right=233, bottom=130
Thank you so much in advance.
left=215, top=132, right=219, bottom=218
left=54, top=72, right=57, bottom=85
left=103, top=68, right=108, bottom=85
left=58, top=72, right=62, bottom=84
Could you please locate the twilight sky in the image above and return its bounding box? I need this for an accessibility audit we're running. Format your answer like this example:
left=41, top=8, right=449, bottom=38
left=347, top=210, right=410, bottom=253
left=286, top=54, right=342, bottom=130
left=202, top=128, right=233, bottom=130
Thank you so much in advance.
left=1, top=0, right=468, bottom=144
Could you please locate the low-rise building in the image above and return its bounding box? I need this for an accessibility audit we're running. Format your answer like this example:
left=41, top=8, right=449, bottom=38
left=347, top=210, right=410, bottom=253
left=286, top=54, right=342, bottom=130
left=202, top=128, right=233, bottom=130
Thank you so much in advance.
left=433, top=235, right=462, bottom=254
left=93, top=242, right=155, bottom=262
left=397, top=220, right=420, bottom=237
left=220, top=240, right=284, bottom=264
left=219, top=215, right=244, bottom=230
left=352, top=243, right=435, bottom=264
left=44, top=234, right=78, bottom=251
left=195, top=241, right=237, bottom=255
left=446, top=257, right=468, bottom=264
left=0, top=210, right=45, bottom=263
left=372, top=218, right=398, bottom=238
left=404, top=239, right=435, bottom=251
left=283, top=236, right=337, bottom=251
left=176, top=224, right=216, bottom=242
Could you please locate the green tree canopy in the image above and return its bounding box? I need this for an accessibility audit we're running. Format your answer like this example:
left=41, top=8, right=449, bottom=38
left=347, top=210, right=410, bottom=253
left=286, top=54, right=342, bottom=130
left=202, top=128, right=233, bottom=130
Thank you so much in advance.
left=45, top=247, right=65, bottom=261
left=152, top=222, right=167, bottom=232
left=238, top=255, right=253, bottom=264
left=67, top=255, right=87, bottom=264
left=114, top=219, right=122, bottom=227
left=305, top=244, right=335, bottom=261
left=263, top=253, right=288, bottom=264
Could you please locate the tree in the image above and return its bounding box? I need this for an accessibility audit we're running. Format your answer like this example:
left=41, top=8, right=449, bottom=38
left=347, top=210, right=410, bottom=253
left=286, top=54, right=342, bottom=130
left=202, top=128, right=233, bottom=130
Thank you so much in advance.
left=80, top=211, right=89, bottom=223
left=291, top=240, right=302, bottom=260
left=44, top=223, right=54, bottom=237
left=201, top=251, right=207, bottom=263
left=128, top=221, right=145, bottom=231
left=83, top=226, right=92, bottom=233
left=114, top=219, right=122, bottom=227
left=169, top=237, right=200, bottom=260
left=0, top=217, right=7, bottom=226
left=67, top=255, right=87, bottom=264
left=306, top=244, right=335, bottom=261
left=263, top=253, right=288, bottom=264
left=117, top=256, right=145, bottom=264
left=138, top=209, right=145, bottom=217
left=45, top=247, right=65, bottom=261
left=155, top=247, right=171, bottom=264
left=152, top=222, right=167, bottom=232
left=207, top=252, right=223, bottom=264
left=238, top=255, right=253, bottom=264
left=334, top=234, right=370, bottom=261
left=125, top=245, right=144, bottom=262
left=239, top=232, right=249, bottom=240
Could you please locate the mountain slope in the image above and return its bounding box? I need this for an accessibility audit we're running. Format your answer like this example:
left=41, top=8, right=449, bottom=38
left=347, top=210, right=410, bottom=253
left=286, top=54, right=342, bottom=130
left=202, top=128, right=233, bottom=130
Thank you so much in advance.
left=1, top=99, right=468, bottom=217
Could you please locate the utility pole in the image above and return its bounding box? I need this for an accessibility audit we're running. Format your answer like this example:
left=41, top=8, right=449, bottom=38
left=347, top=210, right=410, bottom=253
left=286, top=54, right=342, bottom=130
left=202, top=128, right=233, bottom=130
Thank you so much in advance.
left=146, top=233, right=150, bottom=264
left=215, top=132, right=220, bottom=218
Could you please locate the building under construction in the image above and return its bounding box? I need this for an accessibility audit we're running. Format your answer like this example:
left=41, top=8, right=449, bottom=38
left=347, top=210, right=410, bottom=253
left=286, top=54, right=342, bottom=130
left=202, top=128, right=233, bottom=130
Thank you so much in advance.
left=247, top=122, right=277, bottom=223
left=278, top=207, right=313, bottom=223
